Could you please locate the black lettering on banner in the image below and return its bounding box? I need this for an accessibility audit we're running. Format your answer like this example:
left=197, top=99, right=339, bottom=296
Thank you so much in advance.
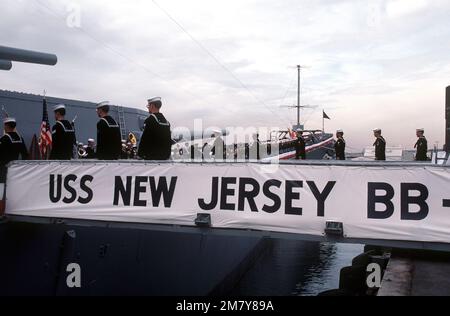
left=50, top=174, right=94, bottom=204
left=198, top=177, right=219, bottom=211
left=78, top=175, right=94, bottom=204
left=238, top=178, right=260, bottom=212
left=149, top=177, right=178, bottom=208
left=134, top=176, right=148, bottom=207
left=401, top=183, right=429, bottom=220
left=285, top=181, right=303, bottom=216
left=62, top=175, right=78, bottom=204
left=368, top=183, right=395, bottom=219
left=49, top=174, right=62, bottom=203
left=307, top=181, right=336, bottom=217
left=114, top=176, right=133, bottom=206
left=221, top=177, right=236, bottom=211
left=262, top=180, right=282, bottom=214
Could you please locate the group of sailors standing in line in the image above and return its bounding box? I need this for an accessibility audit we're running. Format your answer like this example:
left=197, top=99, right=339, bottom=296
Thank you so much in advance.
left=0, top=97, right=172, bottom=165
left=293, top=127, right=428, bottom=161
left=369, top=127, right=428, bottom=161
left=327, top=127, right=426, bottom=161
left=0, top=96, right=430, bottom=165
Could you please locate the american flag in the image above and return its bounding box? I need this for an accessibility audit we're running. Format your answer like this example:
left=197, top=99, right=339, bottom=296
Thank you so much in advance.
left=39, top=98, right=52, bottom=159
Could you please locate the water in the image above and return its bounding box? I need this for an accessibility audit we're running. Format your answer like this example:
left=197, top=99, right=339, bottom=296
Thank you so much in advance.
left=230, top=239, right=364, bottom=296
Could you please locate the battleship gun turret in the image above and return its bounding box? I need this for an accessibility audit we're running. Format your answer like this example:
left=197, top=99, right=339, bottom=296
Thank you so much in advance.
left=0, top=45, right=57, bottom=71
left=0, top=59, right=12, bottom=70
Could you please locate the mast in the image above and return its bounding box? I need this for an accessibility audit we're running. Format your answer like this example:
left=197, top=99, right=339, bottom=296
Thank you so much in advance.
left=281, top=65, right=315, bottom=129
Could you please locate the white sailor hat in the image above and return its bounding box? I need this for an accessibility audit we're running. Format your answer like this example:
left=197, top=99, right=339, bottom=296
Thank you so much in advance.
left=53, top=104, right=66, bottom=111
left=96, top=101, right=110, bottom=109
left=3, top=117, right=16, bottom=124
left=416, top=128, right=425, bottom=132
left=147, top=97, right=162, bottom=104
left=336, top=129, right=344, bottom=133
left=373, top=128, right=381, bottom=133
left=88, top=138, right=95, bottom=143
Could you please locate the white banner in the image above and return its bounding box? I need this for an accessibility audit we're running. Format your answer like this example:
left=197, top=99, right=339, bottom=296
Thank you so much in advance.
left=5, top=162, right=450, bottom=244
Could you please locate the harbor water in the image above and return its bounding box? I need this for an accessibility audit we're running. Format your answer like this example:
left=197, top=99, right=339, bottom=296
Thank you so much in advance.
left=231, top=240, right=364, bottom=296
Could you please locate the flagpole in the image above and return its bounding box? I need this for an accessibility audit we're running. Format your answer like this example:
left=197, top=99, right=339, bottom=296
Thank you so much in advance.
left=322, top=110, right=325, bottom=133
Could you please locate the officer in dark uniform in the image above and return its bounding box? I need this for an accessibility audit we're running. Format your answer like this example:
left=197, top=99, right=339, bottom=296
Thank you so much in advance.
left=250, top=133, right=261, bottom=160
left=50, top=104, right=76, bottom=160
left=295, top=129, right=306, bottom=160
left=138, top=97, right=172, bottom=160
left=414, top=128, right=428, bottom=161
left=96, top=101, right=122, bottom=160
left=0, top=118, right=29, bottom=165
left=373, top=128, right=386, bottom=161
left=334, top=129, right=346, bottom=160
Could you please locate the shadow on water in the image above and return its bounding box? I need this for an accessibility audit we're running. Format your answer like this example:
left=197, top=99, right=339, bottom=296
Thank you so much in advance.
left=230, top=239, right=364, bottom=296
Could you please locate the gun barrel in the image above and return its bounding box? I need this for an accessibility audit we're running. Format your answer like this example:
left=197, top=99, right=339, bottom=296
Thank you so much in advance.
left=0, top=59, right=12, bottom=71
left=0, top=46, right=57, bottom=66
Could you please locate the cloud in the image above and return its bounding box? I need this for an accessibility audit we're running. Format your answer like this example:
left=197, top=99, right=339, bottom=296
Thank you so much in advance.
left=386, top=0, right=428, bottom=18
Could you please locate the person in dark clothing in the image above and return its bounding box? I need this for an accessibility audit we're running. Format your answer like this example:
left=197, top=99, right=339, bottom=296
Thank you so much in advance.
left=0, top=118, right=28, bottom=165
left=244, top=143, right=250, bottom=160
left=190, top=143, right=202, bottom=161
left=138, top=97, right=172, bottom=160
left=211, top=131, right=226, bottom=160
left=334, top=129, right=346, bottom=160
left=202, top=142, right=210, bottom=160
left=415, top=128, right=428, bottom=161
left=373, top=128, right=386, bottom=161
left=96, top=101, right=122, bottom=160
left=50, top=104, right=76, bottom=160
left=256, top=134, right=261, bottom=160
left=86, top=139, right=96, bottom=159
left=295, top=129, right=306, bottom=160
left=250, top=133, right=261, bottom=160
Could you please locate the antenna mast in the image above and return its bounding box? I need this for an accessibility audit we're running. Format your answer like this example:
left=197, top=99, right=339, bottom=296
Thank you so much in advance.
left=280, top=65, right=318, bottom=129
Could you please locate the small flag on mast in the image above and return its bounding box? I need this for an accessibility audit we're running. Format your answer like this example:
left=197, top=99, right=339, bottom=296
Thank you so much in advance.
left=323, top=110, right=331, bottom=120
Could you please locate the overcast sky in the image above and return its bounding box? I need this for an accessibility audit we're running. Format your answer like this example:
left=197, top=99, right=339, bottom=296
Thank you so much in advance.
left=1, top=0, right=450, bottom=151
